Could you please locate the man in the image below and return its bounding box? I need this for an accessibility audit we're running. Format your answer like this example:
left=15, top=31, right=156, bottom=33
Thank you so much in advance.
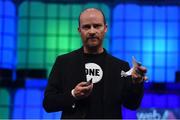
left=43, top=8, right=147, bottom=119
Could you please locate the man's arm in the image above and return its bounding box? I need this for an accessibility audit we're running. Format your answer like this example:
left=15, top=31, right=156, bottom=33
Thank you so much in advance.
left=43, top=57, right=76, bottom=112
left=121, top=62, right=144, bottom=110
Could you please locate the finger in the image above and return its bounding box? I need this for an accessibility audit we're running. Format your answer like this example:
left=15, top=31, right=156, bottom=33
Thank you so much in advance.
left=87, top=83, right=93, bottom=91
left=131, top=73, right=139, bottom=79
left=143, top=76, right=148, bottom=81
left=81, top=85, right=93, bottom=94
left=137, top=66, right=147, bottom=73
left=84, top=84, right=93, bottom=96
left=86, top=79, right=92, bottom=86
left=78, top=82, right=89, bottom=87
left=132, top=72, right=144, bottom=80
left=81, top=84, right=93, bottom=92
left=135, top=69, right=144, bottom=76
left=75, top=82, right=93, bottom=93
left=134, top=67, right=147, bottom=77
left=80, top=92, right=85, bottom=96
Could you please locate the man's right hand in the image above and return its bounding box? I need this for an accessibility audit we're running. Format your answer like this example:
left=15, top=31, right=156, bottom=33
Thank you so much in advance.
left=72, top=82, right=93, bottom=99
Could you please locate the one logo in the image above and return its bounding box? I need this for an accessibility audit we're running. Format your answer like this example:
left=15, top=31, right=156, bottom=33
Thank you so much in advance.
left=85, top=63, right=103, bottom=83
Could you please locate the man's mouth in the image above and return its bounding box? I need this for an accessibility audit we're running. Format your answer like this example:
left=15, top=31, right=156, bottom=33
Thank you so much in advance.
left=87, top=37, right=99, bottom=41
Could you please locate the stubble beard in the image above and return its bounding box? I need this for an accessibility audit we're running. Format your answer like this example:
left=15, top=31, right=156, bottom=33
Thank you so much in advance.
left=84, top=39, right=103, bottom=54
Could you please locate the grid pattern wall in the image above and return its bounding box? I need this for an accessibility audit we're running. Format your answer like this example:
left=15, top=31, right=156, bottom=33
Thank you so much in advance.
left=0, top=87, right=61, bottom=119
left=17, top=1, right=110, bottom=74
left=12, top=88, right=61, bottom=119
left=111, top=4, right=180, bottom=82
left=0, top=0, right=16, bottom=69
left=122, top=93, right=180, bottom=119
left=0, top=89, right=10, bottom=119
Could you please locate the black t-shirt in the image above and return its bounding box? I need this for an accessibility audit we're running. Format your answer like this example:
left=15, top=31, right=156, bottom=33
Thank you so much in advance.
left=83, top=51, right=106, bottom=118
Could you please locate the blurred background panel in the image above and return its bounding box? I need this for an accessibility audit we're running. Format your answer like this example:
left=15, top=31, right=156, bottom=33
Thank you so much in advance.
left=17, top=1, right=110, bottom=75
left=0, top=0, right=180, bottom=119
left=112, top=4, right=179, bottom=83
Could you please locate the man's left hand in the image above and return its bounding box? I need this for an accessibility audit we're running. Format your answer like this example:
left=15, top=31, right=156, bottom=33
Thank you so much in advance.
left=131, top=66, right=148, bottom=83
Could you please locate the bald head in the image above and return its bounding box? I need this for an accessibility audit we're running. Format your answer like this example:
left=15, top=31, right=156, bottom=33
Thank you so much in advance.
left=78, top=8, right=107, bottom=54
left=78, top=8, right=106, bottom=27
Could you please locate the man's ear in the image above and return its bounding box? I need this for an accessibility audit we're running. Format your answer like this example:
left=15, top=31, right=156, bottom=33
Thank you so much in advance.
left=78, top=27, right=81, bottom=33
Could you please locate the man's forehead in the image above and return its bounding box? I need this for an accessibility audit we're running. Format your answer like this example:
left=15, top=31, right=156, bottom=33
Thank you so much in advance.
left=82, top=8, right=101, bottom=14
left=80, top=8, right=103, bottom=18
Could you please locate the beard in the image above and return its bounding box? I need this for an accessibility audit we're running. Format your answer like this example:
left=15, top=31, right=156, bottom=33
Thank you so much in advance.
left=85, top=37, right=103, bottom=53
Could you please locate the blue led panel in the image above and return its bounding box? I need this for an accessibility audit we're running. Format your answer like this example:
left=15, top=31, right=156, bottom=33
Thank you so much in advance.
left=125, top=22, right=141, bottom=37
left=13, top=89, right=26, bottom=118
left=13, top=89, right=61, bottom=119
left=154, top=53, right=165, bottom=67
left=142, top=22, right=153, bottom=37
left=167, top=94, right=180, bottom=108
left=122, top=106, right=136, bottom=119
left=112, top=22, right=125, bottom=37
left=25, top=90, right=42, bottom=118
left=125, top=38, right=141, bottom=52
left=0, top=1, right=16, bottom=69
left=123, top=93, right=180, bottom=119
left=112, top=38, right=124, bottom=52
left=141, top=94, right=153, bottom=108
left=112, top=4, right=180, bottom=82
left=25, top=78, right=48, bottom=88
left=153, top=95, right=167, bottom=107
left=155, top=39, right=166, bottom=52
left=142, top=39, right=153, bottom=52
left=142, top=53, right=153, bottom=66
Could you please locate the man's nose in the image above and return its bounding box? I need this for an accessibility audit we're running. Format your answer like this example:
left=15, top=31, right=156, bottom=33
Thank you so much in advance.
left=89, top=26, right=96, bottom=34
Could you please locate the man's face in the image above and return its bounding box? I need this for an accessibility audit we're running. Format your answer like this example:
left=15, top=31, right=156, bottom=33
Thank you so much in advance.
left=78, top=9, right=107, bottom=50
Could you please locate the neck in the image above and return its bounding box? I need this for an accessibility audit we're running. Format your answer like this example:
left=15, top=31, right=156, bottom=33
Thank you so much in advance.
left=83, top=46, right=104, bottom=54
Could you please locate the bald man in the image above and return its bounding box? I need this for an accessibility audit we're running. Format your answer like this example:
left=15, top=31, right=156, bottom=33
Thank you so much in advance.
left=43, top=8, right=147, bottom=119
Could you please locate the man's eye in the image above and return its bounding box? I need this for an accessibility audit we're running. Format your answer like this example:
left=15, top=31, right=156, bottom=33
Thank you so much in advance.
left=94, top=24, right=102, bottom=28
left=82, top=25, right=90, bottom=29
